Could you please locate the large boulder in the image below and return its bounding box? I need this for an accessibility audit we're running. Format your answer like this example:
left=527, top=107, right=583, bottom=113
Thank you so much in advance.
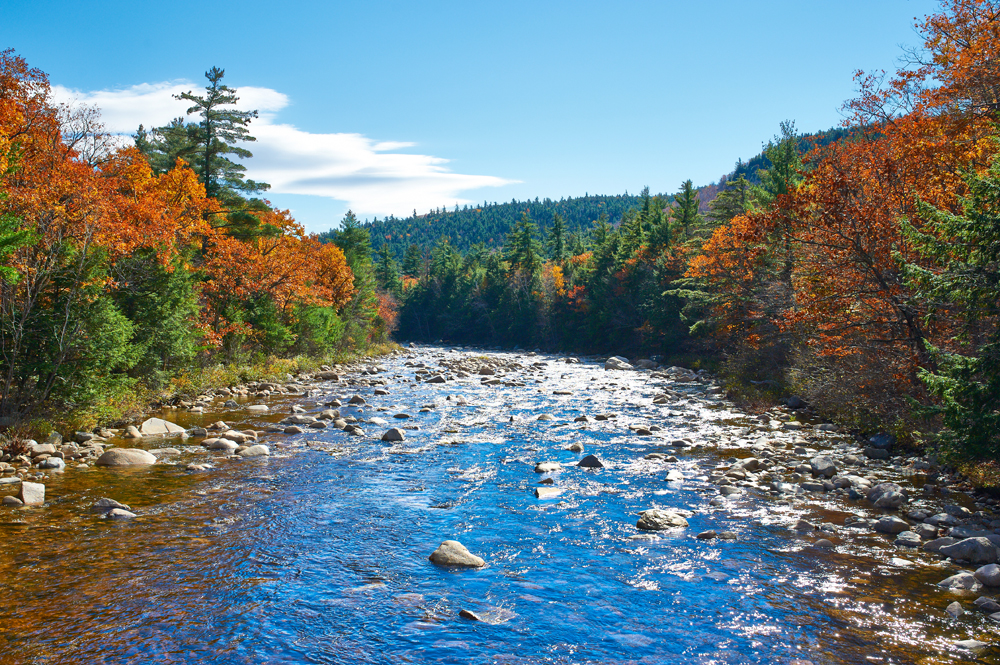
left=939, top=537, right=1000, bottom=565
left=975, top=564, right=1000, bottom=587
left=139, top=417, right=185, bottom=437
left=938, top=572, right=982, bottom=590
left=18, top=481, right=45, bottom=506
left=809, top=456, right=837, bottom=478
left=874, top=516, right=911, bottom=535
left=95, top=448, right=157, bottom=467
left=428, top=540, right=485, bottom=568
left=636, top=509, right=689, bottom=531
left=867, top=482, right=908, bottom=509
left=605, top=356, right=633, bottom=371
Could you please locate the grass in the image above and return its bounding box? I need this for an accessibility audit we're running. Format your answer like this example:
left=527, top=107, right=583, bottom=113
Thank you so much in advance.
left=28, top=341, right=401, bottom=439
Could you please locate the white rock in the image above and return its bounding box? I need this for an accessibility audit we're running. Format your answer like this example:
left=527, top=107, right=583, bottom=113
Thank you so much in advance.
left=139, top=417, right=184, bottom=436
left=428, top=540, right=485, bottom=567
left=96, top=449, right=157, bottom=466
left=18, top=481, right=44, bottom=506
left=238, top=445, right=270, bottom=458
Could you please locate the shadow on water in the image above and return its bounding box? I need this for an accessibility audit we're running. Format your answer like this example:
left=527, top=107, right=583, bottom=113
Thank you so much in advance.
left=0, top=346, right=998, bottom=664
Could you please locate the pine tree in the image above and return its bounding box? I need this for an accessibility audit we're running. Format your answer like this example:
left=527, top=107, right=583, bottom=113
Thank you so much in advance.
left=547, top=212, right=567, bottom=261
left=174, top=67, right=269, bottom=201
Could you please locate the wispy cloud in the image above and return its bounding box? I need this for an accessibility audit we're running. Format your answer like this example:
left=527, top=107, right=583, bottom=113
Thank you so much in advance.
left=51, top=81, right=514, bottom=219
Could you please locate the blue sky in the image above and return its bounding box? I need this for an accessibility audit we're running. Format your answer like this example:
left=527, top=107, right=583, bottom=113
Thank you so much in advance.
left=3, top=0, right=939, bottom=233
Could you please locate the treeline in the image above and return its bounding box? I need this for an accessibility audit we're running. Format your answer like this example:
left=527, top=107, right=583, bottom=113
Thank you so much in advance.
left=377, top=0, right=1000, bottom=465
left=347, top=193, right=650, bottom=257
left=0, top=54, right=391, bottom=429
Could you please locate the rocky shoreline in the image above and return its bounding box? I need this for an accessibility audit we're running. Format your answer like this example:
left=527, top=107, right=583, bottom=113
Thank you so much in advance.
left=1, top=344, right=999, bottom=658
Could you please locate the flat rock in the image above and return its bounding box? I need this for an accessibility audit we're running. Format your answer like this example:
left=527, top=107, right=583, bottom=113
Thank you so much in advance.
left=91, top=498, right=131, bottom=513
left=428, top=540, right=485, bottom=568
left=939, top=537, right=1000, bottom=564
left=139, top=417, right=185, bottom=436
left=535, top=486, right=563, bottom=499
left=938, top=572, right=982, bottom=591
left=246, top=405, right=269, bottom=413
left=103, top=508, right=137, bottom=520
left=96, top=448, right=157, bottom=467
left=636, top=509, right=689, bottom=531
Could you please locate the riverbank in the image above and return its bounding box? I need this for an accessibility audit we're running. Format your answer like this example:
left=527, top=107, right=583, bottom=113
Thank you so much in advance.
left=0, top=345, right=998, bottom=662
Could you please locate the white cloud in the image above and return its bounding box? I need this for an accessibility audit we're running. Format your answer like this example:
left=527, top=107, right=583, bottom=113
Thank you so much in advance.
left=51, top=81, right=514, bottom=220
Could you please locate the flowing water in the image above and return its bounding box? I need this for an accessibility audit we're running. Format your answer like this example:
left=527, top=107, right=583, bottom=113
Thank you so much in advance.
left=0, top=347, right=997, bottom=664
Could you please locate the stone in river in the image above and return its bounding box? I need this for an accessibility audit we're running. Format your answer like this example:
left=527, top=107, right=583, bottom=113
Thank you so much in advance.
left=634, top=428, right=653, bottom=436
left=940, top=537, right=1000, bottom=564
left=719, top=486, right=742, bottom=496
left=953, top=640, right=988, bottom=654
left=938, top=572, right=982, bottom=591
left=874, top=516, right=910, bottom=535
left=665, top=470, right=684, bottom=482
left=307, top=421, right=328, bottom=429
left=537, top=414, right=554, bottom=421
left=238, top=445, right=270, bottom=458
left=792, top=520, right=815, bottom=531
left=975, top=596, right=1000, bottom=613
left=18, top=481, right=44, bottom=506
left=636, top=509, right=689, bottom=531
left=284, top=415, right=317, bottom=425
left=566, top=442, right=585, bottom=453
left=103, top=508, right=137, bottom=520
left=393, top=413, right=411, bottom=419
left=349, top=395, right=366, bottom=405
left=975, top=564, right=1000, bottom=587
left=946, top=601, right=964, bottom=617
left=426, top=374, right=447, bottom=384
left=894, top=531, right=922, bottom=548
left=459, top=609, right=483, bottom=621
left=247, top=405, right=269, bottom=413
left=91, top=498, right=130, bottom=513
left=139, top=417, right=185, bottom=436
left=867, top=482, right=908, bottom=509
left=697, top=530, right=717, bottom=540
left=811, top=539, right=835, bottom=549
left=578, top=455, right=604, bottom=468
left=535, top=462, right=560, bottom=473
left=428, top=540, right=485, bottom=568
left=382, top=428, right=406, bottom=442
left=96, top=448, right=157, bottom=466
left=574, top=415, right=591, bottom=423
left=284, top=426, right=304, bottom=434
left=535, top=486, right=563, bottom=499
left=2, top=496, right=23, bottom=507
left=204, top=438, right=239, bottom=452
left=122, top=426, right=142, bottom=439
left=809, top=455, right=837, bottom=478
left=38, top=457, right=64, bottom=470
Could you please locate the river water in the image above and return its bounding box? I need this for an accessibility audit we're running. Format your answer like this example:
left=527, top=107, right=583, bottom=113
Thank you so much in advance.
left=0, top=347, right=997, bottom=664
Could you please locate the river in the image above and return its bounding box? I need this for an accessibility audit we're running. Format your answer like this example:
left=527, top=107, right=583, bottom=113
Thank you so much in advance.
left=0, top=346, right=996, bottom=664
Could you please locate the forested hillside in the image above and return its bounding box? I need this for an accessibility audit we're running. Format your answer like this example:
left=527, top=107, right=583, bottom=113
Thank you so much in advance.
left=340, top=194, right=648, bottom=258
left=344, top=125, right=852, bottom=261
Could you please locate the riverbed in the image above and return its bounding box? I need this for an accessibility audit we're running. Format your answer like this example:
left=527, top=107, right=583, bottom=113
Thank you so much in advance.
left=0, top=346, right=997, bottom=664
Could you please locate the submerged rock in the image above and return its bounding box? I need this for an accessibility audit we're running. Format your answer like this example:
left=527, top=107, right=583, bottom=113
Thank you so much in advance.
left=428, top=540, right=485, bottom=568
left=96, top=449, right=156, bottom=467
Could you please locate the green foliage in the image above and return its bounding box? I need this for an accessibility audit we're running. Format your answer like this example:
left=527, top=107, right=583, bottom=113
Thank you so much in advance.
left=331, top=210, right=380, bottom=348
left=136, top=67, right=268, bottom=202
left=904, top=149, right=1000, bottom=460
left=348, top=193, right=652, bottom=258
left=110, top=251, right=202, bottom=389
